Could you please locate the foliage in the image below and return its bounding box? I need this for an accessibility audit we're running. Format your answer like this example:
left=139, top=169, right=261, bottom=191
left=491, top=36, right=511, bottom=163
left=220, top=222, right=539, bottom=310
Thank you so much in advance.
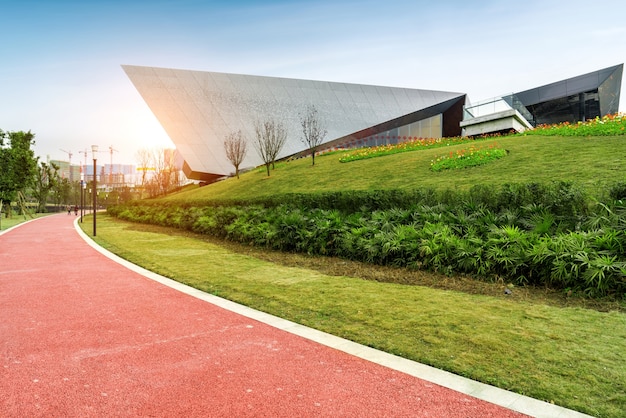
left=0, top=130, right=38, bottom=207
left=108, top=181, right=626, bottom=297
left=522, top=113, right=626, bottom=136
left=608, top=181, right=626, bottom=201
left=31, top=161, right=60, bottom=212
left=430, top=143, right=507, bottom=171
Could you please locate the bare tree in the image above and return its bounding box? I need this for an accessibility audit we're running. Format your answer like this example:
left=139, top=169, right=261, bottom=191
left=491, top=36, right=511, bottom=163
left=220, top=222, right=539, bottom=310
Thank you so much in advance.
left=300, top=104, right=327, bottom=166
left=253, top=119, right=287, bottom=176
left=137, top=147, right=181, bottom=197
left=152, top=148, right=180, bottom=195
left=135, top=148, right=152, bottom=198
left=223, top=130, right=248, bottom=179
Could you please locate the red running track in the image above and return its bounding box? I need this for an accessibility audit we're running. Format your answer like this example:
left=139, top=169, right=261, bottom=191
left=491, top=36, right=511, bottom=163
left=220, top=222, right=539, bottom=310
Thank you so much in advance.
left=1, top=214, right=527, bottom=417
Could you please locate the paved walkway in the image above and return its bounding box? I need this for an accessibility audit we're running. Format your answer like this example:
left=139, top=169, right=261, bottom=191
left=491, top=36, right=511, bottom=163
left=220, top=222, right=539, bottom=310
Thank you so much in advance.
left=0, top=214, right=592, bottom=417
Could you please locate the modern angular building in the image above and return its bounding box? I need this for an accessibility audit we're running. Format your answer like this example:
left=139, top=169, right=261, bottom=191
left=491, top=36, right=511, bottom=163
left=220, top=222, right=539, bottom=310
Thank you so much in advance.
left=515, top=64, right=622, bottom=126
left=123, top=65, right=466, bottom=183
left=461, top=64, right=623, bottom=136
left=123, top=64, right=622, bottom=183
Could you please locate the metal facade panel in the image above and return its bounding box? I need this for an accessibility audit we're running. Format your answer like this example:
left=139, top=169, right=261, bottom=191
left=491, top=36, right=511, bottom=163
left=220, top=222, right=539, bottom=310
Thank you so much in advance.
left=123, top=65, right=464, bottom=178
left=516, top=64, right=623, bottom=106
left=565, top=73, right=601, bottom=94
left=598, top=64, right=623, bottom=116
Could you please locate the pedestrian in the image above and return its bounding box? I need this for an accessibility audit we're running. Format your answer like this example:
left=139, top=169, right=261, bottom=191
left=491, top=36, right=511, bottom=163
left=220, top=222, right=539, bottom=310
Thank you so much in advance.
left=67, top=205, right=71, bottom=215
left=74, top=205, right=78, bottom=216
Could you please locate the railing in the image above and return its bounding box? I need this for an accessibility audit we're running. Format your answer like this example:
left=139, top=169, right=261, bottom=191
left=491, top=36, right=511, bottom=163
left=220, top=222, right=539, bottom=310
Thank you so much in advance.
left=464, top=94, right=535, bottom=126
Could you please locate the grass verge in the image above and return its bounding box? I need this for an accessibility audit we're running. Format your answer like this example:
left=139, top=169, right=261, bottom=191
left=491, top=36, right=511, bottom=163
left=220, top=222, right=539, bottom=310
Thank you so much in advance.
left=0, top=213, right=53, bottom=232
left=82, top=214, right=625, bottom=418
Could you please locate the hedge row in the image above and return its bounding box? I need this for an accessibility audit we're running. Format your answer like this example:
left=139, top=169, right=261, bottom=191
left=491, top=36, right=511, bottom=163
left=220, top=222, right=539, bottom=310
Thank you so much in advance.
left=108, top=182, right=626, bottom=297
left=136, top=181, right=607, bottom=214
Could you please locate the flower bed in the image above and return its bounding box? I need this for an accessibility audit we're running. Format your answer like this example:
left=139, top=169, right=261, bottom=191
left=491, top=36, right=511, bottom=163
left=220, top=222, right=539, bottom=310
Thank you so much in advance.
left=430, top=143, right=507, bottom=171
left=523, top=113, right=626, bottom=136
left=339, top=136, right=473, bottom=163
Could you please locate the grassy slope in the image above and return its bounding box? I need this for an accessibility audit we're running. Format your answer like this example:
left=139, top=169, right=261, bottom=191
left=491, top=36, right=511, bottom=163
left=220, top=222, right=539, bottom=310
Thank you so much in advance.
left=165, top=135, right=626, bottom=201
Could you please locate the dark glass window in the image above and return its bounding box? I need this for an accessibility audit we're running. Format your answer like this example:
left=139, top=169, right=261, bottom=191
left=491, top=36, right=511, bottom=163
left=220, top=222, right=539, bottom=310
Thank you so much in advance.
left=526, top=89, right=600, bottom=126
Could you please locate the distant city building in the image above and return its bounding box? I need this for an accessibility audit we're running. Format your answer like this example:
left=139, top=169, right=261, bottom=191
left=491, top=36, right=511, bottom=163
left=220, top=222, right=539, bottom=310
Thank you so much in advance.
left=123, top=64, right=623, bottom=184
left=48, top=160, right=137, bottom=187
left=103, top=163, right=136, bottom=187
left=48, top=160, right=81, bottom=183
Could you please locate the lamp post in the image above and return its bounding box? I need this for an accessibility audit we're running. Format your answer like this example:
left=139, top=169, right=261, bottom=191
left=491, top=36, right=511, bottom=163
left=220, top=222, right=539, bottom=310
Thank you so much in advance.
left=80, top=179, right=84, bottom=223
left=92, top=145, right=98, bottom=236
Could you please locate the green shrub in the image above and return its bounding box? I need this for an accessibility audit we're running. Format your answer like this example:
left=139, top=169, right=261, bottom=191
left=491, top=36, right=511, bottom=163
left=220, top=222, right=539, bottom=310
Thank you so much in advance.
left=106, top=181, right=626, bottom=297
left=608, top=182, right=626, bottom=201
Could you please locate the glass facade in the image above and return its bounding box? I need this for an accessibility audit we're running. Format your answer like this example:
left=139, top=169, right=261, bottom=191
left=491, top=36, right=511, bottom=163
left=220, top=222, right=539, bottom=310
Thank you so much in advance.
left=515, top=64, right=623, bottom=126
left=525, top=90, right=601, bottom=126
left=598, top=66, right=622, bottom=116
left=463, top=64, right=623, bottom=132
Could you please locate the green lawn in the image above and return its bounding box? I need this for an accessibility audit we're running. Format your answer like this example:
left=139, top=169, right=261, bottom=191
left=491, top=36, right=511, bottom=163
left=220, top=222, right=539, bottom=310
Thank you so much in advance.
left=0, top=213, right=52, bottom=231
left=165, top=135, right=626, bottom=201
left=82, top=214, right=626, bottom=418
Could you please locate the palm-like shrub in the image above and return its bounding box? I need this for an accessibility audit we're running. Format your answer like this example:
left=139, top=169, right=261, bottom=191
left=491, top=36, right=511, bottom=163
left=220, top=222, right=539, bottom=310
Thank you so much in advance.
left=108, top=181, right=626, bottom=297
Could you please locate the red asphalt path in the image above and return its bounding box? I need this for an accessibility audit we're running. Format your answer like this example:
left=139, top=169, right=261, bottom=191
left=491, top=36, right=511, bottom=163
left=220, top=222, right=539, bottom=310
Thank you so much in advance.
left=1, top=214, right=528, bottom=417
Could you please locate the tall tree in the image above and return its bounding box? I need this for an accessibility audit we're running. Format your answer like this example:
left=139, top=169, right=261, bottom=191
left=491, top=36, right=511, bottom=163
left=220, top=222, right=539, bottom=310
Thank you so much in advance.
left=253, top=119, right=287, bottom=177
left=0, top=130, right=38, bottom=209
left=300, top=104, right=327, bottom=166
left=32, top=161, right=60, bottom=212
left=223, top=130, right=248, bottom=179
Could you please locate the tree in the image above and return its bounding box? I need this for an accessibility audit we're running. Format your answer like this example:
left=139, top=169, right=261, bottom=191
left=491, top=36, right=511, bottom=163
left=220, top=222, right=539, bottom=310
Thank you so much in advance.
left=300, top=104, right=327, bottom=166
left=223, top=130, right=248, bottom=179
left=32, top=161, right=59, bottom=212
left=152, top=147, right=181, bottom=195
left=54, top=178, right=72, bottom=208
left=135, top=148, right=152, bottom=198
left=253, top=119, right=287, bottom=176
left=0, top=130, right=38, bottom=214
left=118, top=186, right=134, bottom=203
left=137, top=147, right=183, bottom=197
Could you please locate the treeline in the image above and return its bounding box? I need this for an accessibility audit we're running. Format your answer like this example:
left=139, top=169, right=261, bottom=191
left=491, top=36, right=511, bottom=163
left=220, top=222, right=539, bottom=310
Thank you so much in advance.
left=1, top=129, right=87, bottom=214
left=108, top=181, right=626, bottom=297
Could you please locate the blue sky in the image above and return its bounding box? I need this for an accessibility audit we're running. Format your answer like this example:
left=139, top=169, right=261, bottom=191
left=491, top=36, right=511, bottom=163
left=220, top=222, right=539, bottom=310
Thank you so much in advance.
left=1, top=0, right=625, bottom=166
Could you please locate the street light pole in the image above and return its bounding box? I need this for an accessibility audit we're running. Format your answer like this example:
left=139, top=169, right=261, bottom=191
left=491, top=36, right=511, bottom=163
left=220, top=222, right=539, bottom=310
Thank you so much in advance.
left=80, top=180, right=84, bottom=223
left=92, top=145, right=98, bottom=236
